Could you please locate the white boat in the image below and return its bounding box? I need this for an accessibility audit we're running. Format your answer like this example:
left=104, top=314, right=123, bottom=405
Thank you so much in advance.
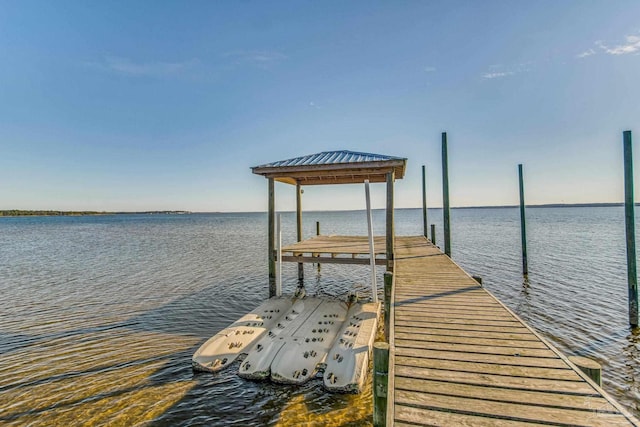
left=192, top=296, right=294, bottom=372
left=194, top=295, right=380, bottom=393
left=323, top=301, right=380, bottom=392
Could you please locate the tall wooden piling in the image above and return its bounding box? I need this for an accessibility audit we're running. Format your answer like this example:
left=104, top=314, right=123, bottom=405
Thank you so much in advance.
left=268, top=178, right=276, bottom=297
left=519, top=164, right=528, bottom=276
left=373, top=342, right=389, bottom=427
left=386, top=170, right=395, bottom=272
left=296, top=182, right=304, bottom=282
left=422, top=165, right=428, bottom=239
left=430, top=224, right=436, bottom=245
left=624, top=130, right=639, bottom=327
left=441, top=132, right=451, bottom=257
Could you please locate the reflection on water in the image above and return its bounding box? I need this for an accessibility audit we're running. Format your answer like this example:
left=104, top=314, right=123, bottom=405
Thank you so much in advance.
left=0, top=207, right=639, bottom=425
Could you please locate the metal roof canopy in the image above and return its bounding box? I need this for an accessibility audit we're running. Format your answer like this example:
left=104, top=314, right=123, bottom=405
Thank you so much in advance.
left=251, top=150, right=407, bottom=186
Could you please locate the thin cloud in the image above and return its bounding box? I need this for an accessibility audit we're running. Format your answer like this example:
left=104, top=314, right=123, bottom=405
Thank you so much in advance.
left=87, top=56, right=199, bottom=76
left=576, top=48, right=596, bottom=59
left=596, top=34, right=640, bottom=55
left=482, top=71, right=514, bottom=80
left=481, top=61, right=531, bottom=80
left=224, top=50, right=287, bottom=69
left=424, top=66, right=436, bottom=72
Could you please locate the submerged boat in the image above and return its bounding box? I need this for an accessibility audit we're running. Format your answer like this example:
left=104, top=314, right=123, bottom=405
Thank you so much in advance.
left=192, top=294, right=380, bottom=393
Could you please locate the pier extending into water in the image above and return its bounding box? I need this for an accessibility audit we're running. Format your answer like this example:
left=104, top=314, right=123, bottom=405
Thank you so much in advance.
left=385, top=236, right=638, bottom=426
left=251, top=149, right=639, bottom=425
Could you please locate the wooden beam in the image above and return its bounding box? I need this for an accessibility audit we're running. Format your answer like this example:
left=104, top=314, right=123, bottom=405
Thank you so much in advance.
left=286, top=175, right=389, bottom=186
left=268, top=177, right=276, bottom=297
left=281, top=255, right=387, bottom=266
left=252, top=159, right=406, bottom=177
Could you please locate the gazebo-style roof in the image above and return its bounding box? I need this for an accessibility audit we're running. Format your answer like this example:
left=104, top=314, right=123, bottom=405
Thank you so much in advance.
left=252, top=150, right=405, bottom=297
left=251, top=150, right=407, bottom=186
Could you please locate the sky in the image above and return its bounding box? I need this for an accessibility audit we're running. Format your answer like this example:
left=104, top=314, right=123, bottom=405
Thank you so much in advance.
left=1, top=0, right=640, bottom=212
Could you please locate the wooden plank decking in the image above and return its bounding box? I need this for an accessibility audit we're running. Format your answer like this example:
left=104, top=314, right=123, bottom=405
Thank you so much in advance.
left=281, top=235, right=387, bottom=266
left=389, top=236, right=639, bottom=426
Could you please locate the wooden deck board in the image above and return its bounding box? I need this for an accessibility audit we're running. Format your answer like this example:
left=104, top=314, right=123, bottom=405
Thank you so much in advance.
left=390, top=236, right=638, bottom=426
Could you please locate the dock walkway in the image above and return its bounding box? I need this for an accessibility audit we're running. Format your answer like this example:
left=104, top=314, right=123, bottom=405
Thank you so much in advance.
left=389, top=236, right=638, bottom=426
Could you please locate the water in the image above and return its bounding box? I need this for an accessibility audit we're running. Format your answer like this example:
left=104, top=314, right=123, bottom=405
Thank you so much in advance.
left=0, top=207, right=638, bottom=425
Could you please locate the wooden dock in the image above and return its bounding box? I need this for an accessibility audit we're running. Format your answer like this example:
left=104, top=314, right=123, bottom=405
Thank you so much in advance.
left=388, top=236, right=639, bottom=426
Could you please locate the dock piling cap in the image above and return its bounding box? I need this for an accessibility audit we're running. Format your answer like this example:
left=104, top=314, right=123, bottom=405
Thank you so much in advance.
left=569, top=355, right=601, bottom=370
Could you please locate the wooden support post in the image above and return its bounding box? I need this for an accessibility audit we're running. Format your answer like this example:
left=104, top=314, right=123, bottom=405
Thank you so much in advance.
left=472, top=275, right=483, bottom=286
left=276, top=213, right=282, bottom=296
left=384, top=272, right=392, bottom=342
left=365, top=180, right=378, bottom=303
left=519, top=164, right=529, bottom=276
left=373, top=342, right=389, bottom=427
left=430, top=224, right=436, bottom=245
left=316, top=221, right=321, bottom=272
left=569, top=356, right=602, bottom=387
left=624, top=130, right=639, bottom=327
left=386, top=170, right=395, bottom=272
left=268, top=178, right=276, bottom=297
left=442, top=132, right=451, bottom=257
left=422, top=165, right=428, bottom=239
left=296, top=182, right=304, bottom=283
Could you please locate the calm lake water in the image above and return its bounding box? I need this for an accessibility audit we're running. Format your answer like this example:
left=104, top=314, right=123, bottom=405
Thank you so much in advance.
left=0, top=207, right=638, bottom=425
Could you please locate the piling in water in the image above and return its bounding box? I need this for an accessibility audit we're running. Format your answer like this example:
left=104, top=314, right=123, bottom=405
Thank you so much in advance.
left=296, top=182, right=304, bottom=282
left=518, top=164, right=528, bottom=276
left=623, top=130, right=639, bottom=327
left=268, top=178, right=276, bottom=297
left=422, top=165, right=428, bottom=239
left=441, top=132, right=451, bottom=257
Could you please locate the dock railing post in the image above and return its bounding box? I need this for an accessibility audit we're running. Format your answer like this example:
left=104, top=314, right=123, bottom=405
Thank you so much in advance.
left=430, top=224, right=436, bottom=245
left=373, top=342, right=389, bottom=427
left=623, top=130, right=639, bottom=327
left=518, top=164, right=528, bottom=276
left=384, top=272, right=392, bottom=342
left=422, top=165, right=428, bottom=239
left=442, top=132, right=451, bottom=257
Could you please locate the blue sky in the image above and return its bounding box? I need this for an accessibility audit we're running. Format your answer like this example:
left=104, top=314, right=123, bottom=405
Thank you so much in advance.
left=1, top=1, right=639, bottom=212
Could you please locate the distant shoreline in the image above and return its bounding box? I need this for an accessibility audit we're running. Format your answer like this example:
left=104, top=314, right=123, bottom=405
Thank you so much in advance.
left=0, top=203, right=634, bottom=217
left=0, top=210, right=192, bottom=217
